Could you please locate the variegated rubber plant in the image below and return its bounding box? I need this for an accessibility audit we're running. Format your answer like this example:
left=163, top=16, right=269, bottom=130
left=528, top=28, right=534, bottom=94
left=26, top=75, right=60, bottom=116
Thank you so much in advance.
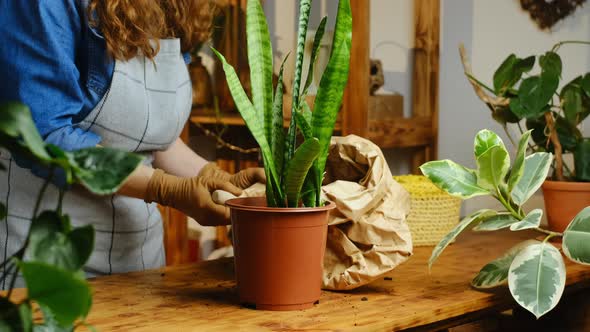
left=421, top=129, right=590, bottom=319
left=212, top=0, right=352, bottom=208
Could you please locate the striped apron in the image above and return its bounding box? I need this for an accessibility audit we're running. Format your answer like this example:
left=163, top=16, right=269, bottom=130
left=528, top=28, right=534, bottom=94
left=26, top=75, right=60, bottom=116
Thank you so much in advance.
left=0, top=39, right=192, bottom=287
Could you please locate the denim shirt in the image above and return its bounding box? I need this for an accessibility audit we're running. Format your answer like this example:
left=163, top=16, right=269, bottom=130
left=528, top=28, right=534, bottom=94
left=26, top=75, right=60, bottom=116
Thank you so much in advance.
left=0, top=0, right=191, bottom=152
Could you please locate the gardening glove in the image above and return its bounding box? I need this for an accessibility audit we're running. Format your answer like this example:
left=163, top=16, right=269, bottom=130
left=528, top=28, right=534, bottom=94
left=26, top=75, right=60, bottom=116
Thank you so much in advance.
left=144, top=169, right=243, bottom=226
left=198, top=162, right=266, bottom=189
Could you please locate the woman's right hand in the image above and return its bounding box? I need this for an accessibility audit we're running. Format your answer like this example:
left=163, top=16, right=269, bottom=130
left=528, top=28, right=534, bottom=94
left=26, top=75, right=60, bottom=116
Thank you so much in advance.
left=144, top=169, right=243, bottom=226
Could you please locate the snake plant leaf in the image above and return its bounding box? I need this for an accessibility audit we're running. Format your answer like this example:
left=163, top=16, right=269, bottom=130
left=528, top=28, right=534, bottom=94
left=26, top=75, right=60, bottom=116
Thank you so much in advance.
left=429, top=209, right=497, bottom=270
left=301, top=170, right=317, bottom=207
left=511, top=152, right=552, bottom=206
left=0, top=297, right=32, bottom=332
left=211, top=47, right=283, bottom=204
left=508, top=241, right=566, bottom=319
left=420, top=160, right=489, bottom=199
left=294, top=110, right=313, bottom=140
left=68, top=147, right=143, bottom=195
left=246, top=0, right=273, bottom=143
left=472, top=213, right=518, bottom=231
left=311, top=0, right=352, bottom=199
left=301, top=16, right=327, bottom=102
left=271, top=54, right=289, bottom=185
left=19, top=261, right=92, bottom=326
left=285, top=138, right=321, bottom=207
left=0, top=102, right=50, bottom=161
left=510, top=209, right=542, bottom=231
left=285, top=0, right=313, bottom=169
left=476, top=145, right=510, bottom=191
left=474, top=129, right=505, bottom=158
left=508, top=130, right=532, bottom=192
left=472, top=240, right=539, bottom=289
left=301, top=100, right=313, bottom=124
left=562, top=207, right=590, bottom=265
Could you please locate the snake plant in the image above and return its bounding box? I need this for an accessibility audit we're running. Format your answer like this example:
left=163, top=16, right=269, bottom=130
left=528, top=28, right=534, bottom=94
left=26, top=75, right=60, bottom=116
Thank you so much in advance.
left=213, top=0, right=352, bottom=207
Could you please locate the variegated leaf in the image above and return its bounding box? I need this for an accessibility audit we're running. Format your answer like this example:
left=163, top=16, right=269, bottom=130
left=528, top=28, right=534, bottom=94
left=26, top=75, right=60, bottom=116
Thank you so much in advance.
left=508, top=130, right=532, bottom=192
left=508, top=242, right=566, bottom=319
left=476, top=145, right=510, bottom=191
left=472, top=240, right=539, bottom=289
left=473, top=213, right=518, bottom=231
left=285, top=138, right=321, bottom=207
left=563, top=207, right=590, bottom=265
left=420, top=160, right=490, bottom=199
left=429, top=209, right=497, bottom=269
left=511, top=152, right=553, bottom=206
left=510, top=209, right=542, bottom=231
left=474, top=129, right=506, bottom=158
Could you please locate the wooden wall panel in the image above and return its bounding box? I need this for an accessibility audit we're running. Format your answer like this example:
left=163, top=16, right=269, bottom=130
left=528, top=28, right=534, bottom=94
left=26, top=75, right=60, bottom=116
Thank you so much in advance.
left=411, top=0, right=440, bottom=173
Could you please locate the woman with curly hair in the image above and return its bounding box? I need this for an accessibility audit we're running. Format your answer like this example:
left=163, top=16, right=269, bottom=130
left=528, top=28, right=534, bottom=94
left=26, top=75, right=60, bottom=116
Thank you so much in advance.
left=0, top=0, right=263, bottom=284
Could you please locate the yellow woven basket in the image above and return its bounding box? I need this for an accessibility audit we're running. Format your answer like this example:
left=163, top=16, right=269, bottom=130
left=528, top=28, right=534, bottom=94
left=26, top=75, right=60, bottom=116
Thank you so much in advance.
left=394, top=175, right=462, bottom=247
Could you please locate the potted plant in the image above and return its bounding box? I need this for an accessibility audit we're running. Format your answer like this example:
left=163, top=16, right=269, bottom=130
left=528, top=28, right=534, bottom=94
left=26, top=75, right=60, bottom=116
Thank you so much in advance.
left=0, top=102, right=143, bottom=330
left=459, top=41, right=590, bottom=232
left=421, top=129, right=590, bottom=319
left=212, top=0, right=352, bottom=310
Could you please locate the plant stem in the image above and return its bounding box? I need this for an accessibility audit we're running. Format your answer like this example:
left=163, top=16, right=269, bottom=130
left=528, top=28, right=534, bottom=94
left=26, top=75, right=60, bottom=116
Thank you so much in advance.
left=465, top=73, right=496, bottom=94
left=32, top=172, right=52, bottom=220
left=552, top=40, right=590, bottom=52
left=544, top=112, right=565, bottom=181
left=502, top=124, right=517, bottom=147
left=495, top=191, right=524, bottom=220
left=57, top=189, right=65, bottom=215
left=536, top=227, right=563, bottom=238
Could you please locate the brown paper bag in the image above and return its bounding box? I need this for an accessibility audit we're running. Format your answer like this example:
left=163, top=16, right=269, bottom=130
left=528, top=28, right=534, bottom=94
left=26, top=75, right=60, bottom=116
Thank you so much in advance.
left=239, top=135, right=413, bottom=290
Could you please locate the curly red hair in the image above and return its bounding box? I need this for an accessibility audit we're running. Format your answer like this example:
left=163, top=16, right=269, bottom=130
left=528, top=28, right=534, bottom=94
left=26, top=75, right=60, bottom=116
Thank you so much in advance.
left=88, top=0, right=214, bottom=60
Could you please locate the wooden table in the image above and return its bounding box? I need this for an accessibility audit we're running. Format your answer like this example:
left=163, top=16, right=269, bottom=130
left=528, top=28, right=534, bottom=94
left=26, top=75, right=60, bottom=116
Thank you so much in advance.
left=77, top=230, right=590, bottom=331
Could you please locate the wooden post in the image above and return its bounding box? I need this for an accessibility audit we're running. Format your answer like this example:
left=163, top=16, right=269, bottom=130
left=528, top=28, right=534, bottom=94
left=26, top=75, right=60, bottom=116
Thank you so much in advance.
left=411, top=0, right=440, bottom=173
left=342, top=0, right=370, bottom=137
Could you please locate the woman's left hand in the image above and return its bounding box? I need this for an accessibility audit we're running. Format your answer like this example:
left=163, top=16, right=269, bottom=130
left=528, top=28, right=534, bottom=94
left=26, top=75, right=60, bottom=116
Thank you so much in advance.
left=199, top=162, right=266, bottom=189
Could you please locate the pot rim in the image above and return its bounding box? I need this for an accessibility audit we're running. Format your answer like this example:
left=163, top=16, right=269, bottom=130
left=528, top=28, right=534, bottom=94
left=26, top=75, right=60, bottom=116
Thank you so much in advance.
left=226, top=196, right=336, bottom=213
left=543, top=179, right=590, bottom=191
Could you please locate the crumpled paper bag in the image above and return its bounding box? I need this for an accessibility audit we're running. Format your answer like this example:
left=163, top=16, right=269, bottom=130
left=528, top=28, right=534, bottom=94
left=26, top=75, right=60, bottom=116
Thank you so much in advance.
left=238, top=135, right=413, bottom=290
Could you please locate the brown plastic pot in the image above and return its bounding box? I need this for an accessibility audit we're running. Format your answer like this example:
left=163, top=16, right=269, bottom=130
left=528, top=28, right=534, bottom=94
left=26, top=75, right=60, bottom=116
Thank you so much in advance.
left=542, top=180, right=590, bottom=233
left=226, top=197, right=335, bottom=311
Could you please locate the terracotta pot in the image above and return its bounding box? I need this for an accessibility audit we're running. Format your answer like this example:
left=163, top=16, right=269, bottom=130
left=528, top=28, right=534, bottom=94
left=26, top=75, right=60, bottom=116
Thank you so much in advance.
left=542, top=180, right=590, bottom=233
left=226, top=197, right=335, bottom=311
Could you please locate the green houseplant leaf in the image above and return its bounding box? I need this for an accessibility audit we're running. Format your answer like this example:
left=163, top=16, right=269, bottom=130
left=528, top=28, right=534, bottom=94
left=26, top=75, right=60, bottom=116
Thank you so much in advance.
left=0, top=297, right=32, bottom=332
left=270, top=54, right=289, bottom=187
left=511, top=152, right=553, bottom=206
left=420, top=160, right=489, bottom=199
left=285, top=138, right=321, bottom=207
left=19, top=261, right=92, bottom=326
left=0, top=102, right=50, bottom=161
left=474, top=129, right=505, bottom=158
left=561, top=79, right=583, bottom=126
left=562, top=207, right=590, bottom=265
left=285, top=0, right=313, bottom=170
left=508, top=241, right=566, bottom=319
left=493, top=54, right=535, bottom=95
left=476, top=145, right=510, bottom=191
left=212, top=47, right=284, bottom=206
left=311, top=0, right=352, bottom=204
left=301, top=16, right=327, bottom=102
left=69, top=147, right=143, bottom=195
left=25, top=212, right=94, bottom=272
left=508, top=130, right=532, bottom=192
left=574, top=139, right=590, bottom=181
left=472, top=213, right=518, bottom=231
left=510, top=209, right=542, bottom=231
left=472, top=240, right=539, bottom=289
left=429, top=209, right=497, bottom=269
left=246, top=0, right=274, bottom=146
